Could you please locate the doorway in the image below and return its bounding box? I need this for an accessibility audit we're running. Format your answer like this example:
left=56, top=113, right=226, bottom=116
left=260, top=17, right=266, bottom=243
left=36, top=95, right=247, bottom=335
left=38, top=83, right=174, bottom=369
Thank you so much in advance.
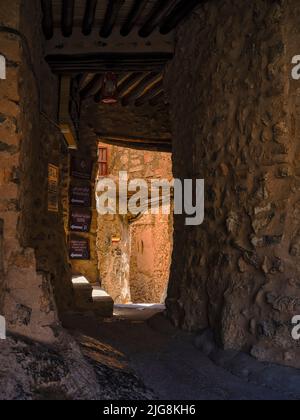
left=96, top=141, right=173, bottom=307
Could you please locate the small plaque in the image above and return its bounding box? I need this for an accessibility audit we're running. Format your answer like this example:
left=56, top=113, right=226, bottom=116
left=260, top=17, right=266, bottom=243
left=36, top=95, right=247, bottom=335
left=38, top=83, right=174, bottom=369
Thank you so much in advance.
left=71, top=157, right=93, bottom=180
left=70, top=185, right=92, bottom=207
left=69, top=236, right=90, bottom=260
left=70, top=208, right=92, bottom=233
left=48, top=164, right=59, bottom=213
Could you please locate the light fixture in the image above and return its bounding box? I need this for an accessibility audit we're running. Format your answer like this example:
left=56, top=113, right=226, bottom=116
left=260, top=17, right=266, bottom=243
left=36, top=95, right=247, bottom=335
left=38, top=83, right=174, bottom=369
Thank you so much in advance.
left=101, top=72, right=118, bottom=104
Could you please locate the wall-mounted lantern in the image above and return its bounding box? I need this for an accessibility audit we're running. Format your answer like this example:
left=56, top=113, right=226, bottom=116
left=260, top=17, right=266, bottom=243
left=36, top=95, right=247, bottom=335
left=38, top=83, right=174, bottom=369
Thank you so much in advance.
left=101, top=72, right=118, bottom=104
left=0, top=55, right=6, bottom=80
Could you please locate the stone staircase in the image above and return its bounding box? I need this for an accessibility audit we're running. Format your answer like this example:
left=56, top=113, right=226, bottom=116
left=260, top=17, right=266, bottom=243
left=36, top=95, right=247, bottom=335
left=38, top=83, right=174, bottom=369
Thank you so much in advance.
left=72, top=276, right=114, bottom=318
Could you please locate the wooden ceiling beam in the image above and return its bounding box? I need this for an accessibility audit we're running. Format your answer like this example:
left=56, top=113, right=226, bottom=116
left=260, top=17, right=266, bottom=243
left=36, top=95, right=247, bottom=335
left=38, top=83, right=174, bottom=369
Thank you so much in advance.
left=82, top=0, right=98, bottom=36
left=139, top=0, right=178, bottom=38
left=46, top=53, right=173, bottom=73
left=117, top=72, right=144, bottom=98
left=135, top=81, right=163, bottom=106
left=160, top=0, right=201, bottom=35
left=62, top=0, right=75, bottom=37
left=100, top=0, right=125, bottom=38
left=78, top=72, right=94, bottom=90
left=120, top=0, right=148, bottom=37
left=41, top=0, right=54, bottom=40
left=121, top=72, right=162, bottom=106
left=149, top=90, right=166, bottom=106
left=80, top=74, right=103, bottom=98
left=95, top=133, right=172, bottom=153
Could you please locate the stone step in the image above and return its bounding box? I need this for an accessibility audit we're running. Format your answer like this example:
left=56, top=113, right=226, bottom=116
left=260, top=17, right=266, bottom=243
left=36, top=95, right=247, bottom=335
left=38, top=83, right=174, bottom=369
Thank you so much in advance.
left=92, top=287, right=114, bottom=318
left=72, top=276, right=114, bottom=317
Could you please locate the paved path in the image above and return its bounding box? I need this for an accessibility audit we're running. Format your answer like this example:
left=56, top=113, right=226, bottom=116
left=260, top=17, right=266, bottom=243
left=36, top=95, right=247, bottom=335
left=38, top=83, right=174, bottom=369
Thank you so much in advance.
left=62, top=308, right=299, bottom=401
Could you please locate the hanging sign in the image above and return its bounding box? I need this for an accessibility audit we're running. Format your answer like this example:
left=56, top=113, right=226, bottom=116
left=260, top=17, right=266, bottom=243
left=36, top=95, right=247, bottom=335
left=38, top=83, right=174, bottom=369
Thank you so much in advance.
left=71, top=157, right=93, bottom=180
left=70, top=185, right=92, bottom=207
left=48, top=164, right=59, bottom=213
left=69, top=236, right=90, bottom=260
left=69, top=208, right=92, bottom=232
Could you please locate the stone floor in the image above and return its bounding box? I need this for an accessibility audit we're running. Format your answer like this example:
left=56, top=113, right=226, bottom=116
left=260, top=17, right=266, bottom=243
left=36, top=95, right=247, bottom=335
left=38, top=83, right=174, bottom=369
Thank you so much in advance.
left=62, top=307, right=300, bottom=401
left=1, top=306, right=299, bottom=400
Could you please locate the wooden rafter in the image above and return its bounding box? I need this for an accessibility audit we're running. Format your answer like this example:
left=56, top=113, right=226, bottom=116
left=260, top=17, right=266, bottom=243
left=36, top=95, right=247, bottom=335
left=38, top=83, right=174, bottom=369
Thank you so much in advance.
left=121, top=72, right=162, bottom=106
left=120, top=0, right=148, bottom=37
left=78, top=72, right=94, bottom=90
left=135, top=80, right=163, bottom=106
left=95, top=133, right=172, bottom=153
left=82, top=0, right=98, bottom=36
left=46, top=52, right=173, bottom=73
left=149, top=90, right=166, bottom=106
left=41, top=0, right=54, bottom=40
left=80, top=74, right=103, bottom=98
left=62, top=0, right=75, bottom=37
left=139, top=0, right=178, bottom=38
left=160, top=0, right=201, bottom=35
left=100, top=0, right=125, bottom=38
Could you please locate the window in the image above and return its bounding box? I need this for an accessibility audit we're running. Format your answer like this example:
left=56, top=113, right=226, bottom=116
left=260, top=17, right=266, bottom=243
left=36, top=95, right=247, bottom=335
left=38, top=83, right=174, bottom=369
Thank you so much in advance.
left=98, top=146, right=108, bottom=177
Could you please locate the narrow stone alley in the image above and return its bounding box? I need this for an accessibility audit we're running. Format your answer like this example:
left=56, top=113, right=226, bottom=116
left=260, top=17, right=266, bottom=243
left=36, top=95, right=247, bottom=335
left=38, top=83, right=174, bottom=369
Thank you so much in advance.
left=1, top=0, right=300, bottom=403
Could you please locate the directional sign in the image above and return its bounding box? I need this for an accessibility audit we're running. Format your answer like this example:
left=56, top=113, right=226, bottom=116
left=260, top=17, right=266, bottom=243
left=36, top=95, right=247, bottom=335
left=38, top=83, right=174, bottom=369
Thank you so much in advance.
left=70, top=185, right=92, bottom=207
left=69, top=237, right=90, bottom=260
left=71, top=157, right=93, bottom=180
left=69, top=208, right=92, bottom=233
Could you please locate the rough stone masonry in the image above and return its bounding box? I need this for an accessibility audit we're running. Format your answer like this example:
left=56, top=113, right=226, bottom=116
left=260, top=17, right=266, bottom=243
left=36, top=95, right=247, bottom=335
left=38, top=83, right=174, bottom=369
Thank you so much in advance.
left=165, top=0, right=300, bottom=368
left=0, top=0, right=73, bottom=343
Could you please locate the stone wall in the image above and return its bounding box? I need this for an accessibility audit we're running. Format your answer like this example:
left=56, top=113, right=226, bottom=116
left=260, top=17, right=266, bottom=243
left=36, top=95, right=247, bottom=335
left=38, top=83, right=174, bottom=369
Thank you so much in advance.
left=130, top=212, right=173, bottom=303
left=0, top=0, right=72, bottom=343
left=165, top=0, right=300, bottom=367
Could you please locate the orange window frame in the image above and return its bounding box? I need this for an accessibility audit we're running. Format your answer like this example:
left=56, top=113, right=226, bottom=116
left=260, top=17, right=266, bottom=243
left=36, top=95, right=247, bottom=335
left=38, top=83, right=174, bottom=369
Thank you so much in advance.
left=98, top=146, right=108, bottom=177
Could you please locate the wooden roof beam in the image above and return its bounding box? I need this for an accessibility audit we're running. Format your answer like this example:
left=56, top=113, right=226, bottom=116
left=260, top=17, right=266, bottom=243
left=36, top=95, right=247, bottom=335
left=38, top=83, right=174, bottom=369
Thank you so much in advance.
left=82, top=0, right=98, bottom=36
left=41, top=0, right=54, bottom=40
left=95, top=133, right=172, bottom=153
left=139, top=0, right=178, bottom=38
left=100, top=0, right=125, bottom=38
left=116, top=72, right=144, bottom=98
left=135, top=81, right=164, bottom=106
left=46, top=52, right=173, bottom=73
left=80, top=74, right=103, bottom=99
left=149, top=90, right=166, bottom=106
left=120, top=0, right=148, bottom=37
left=62, top=0, right=75, bottom=37
left=160, top=0, right=202, bottom=35
left=121, top=72, right=162, bottom=106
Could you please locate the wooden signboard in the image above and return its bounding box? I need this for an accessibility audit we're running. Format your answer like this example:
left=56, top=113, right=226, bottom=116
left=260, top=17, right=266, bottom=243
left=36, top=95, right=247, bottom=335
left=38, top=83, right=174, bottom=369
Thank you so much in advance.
left=70, top=185, right=92, bottom=207
left=48, top=164, right=59, bottom=213
left=69, top=208, right=92, bottom=233
left=69, top=236, right=90, bottom=260
left=71, top=157, right=93, bottom=180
